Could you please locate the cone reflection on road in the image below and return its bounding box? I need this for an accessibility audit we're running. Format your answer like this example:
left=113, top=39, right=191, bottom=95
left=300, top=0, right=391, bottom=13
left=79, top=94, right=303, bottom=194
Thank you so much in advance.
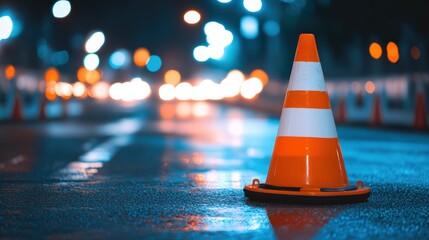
left=243, top=33, right=371, bottom=203
left=265, top=206, right=341, bottom=239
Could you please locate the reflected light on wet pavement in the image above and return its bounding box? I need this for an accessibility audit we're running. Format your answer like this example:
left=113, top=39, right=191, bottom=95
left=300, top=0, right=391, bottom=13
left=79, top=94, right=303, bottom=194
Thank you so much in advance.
left=1, top=102, right=429, bottom=238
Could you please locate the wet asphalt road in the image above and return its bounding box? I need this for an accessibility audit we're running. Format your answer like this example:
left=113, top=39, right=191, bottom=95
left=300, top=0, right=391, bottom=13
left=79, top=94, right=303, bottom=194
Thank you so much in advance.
left=0, top=101, right=428, bottom=239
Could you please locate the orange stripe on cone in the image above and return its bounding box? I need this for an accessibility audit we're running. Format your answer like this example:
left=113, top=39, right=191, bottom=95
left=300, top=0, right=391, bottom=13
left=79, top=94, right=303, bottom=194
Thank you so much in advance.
left=284, top=91, right=331, bottom=109
left=266, top=137, right=349, bottom=188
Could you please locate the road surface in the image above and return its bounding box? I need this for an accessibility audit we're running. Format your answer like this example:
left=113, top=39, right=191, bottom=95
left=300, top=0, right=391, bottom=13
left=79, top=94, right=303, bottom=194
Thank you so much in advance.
left=1, top=101, right=428, bottom=239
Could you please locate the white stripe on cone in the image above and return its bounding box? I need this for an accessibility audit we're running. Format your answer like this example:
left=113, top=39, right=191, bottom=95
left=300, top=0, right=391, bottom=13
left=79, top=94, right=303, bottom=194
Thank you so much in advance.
left=288, top=62, right=326, bottom=91
left=277, top=108, right=338, bottom=138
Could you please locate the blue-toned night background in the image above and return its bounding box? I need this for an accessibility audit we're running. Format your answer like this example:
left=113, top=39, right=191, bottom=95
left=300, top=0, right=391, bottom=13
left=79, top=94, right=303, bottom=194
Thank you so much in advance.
left=0, top=0, right=428, bottom=239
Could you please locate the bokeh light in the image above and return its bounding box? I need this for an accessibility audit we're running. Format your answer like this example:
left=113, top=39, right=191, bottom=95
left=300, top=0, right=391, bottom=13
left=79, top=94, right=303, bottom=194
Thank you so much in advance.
left=240, top=77, right=263, bottom=99
left=386, top=42, right=399, bottom=63
left=133, top=48, right=150, bottom=67
left=90, top=82, right=110, bottom=99
left=263, top=20, right=280, bottom=37
left=369, top=42, right=382, bottom=60
left=84, top=53, right=100, bottom=70
left=221, top=70, right=245, bottom=98
left=240, top=16, right=259, bottom=39
left=164, top=70, right=181, bottom=85
left=175, top=82, right=193, bottom=101
left=109, top=83, right=123, bottom=101
left=45, top=67, right=60, bottom=82
left=207, top=44, right=224, bottom=60
left=0, top=16, right=13, bottom=41
left=192, top=102, right=210, bottom=118
left=146, top=55, right=162, bottom=72
left=55, top=82, right=73, bottom=99
left=184, top=10, right=201, bottom=25
left=159, top=84, right=176, bottom=101
left=5, top=64, right=15, bottom=80
left=365, top=81, right=376, bottom=94
left=243, top=0, right=262, bottom=13
left=52, top=0, right=71, bottom=18
left=51, top=50, right=69, bottom=66
left=85, top=70, right=101, bottom=84
left=193, top=46, right=209, bottom=62
left=73, top=82, right=87, bottom=98
left=109, top=49, right=131, bottom=69
left=410, top=46, right=420, bottom=60
left=45, top=81, right=57, bottom=101
left=250, top=69, right=269, bottom=85
left=85, top=31, right=105, bottom=53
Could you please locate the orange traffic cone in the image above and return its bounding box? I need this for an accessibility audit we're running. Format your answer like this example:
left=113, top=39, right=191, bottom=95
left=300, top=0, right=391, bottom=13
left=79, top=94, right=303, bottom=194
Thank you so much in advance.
left=39, top=96, right=47, bottom=120
left=413, top=82, right=427, bottom=130
left=12, top=93, right=23, bottom=122
left=370, top=93, right=382, bottom=126
left=243, top=34, right=371, bottom=203
left=336, top=96, right=347, bottom=124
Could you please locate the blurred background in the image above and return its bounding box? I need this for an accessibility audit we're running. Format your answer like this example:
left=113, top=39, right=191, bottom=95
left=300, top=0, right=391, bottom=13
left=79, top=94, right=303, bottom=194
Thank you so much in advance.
left=0, top=0, right=428, bottom=127
left=1, top=1, right=429, bottom=238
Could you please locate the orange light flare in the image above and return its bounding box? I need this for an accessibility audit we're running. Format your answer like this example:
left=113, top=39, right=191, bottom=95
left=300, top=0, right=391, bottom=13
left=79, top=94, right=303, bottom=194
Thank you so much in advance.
left=369, top=42, right=382, bottom=60
left=365, top=81, right=376, bottom=94
left=250, top=69, right=269, bottom=85
left=386, top=42, right=399, bottom=63
left=159, top=103, right=176, bottom=119
left=77, top=67, right=87, bottom=82
left=85, top=69, right=101, bottom=84
left=5, top=64, right=16, bottom=80
left=133, top=48, right=150, bottom=67
left=410, top=46, right=421, bottom=60
left=164, top=69, right=181, bottom=85
left=45, top=81, right=57, bottom=101
left=45, top=67, right=60, bottom=82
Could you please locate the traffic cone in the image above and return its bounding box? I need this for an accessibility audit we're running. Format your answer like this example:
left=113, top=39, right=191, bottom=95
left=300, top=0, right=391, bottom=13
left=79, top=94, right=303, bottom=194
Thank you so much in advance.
left=12, top=93, right=23, bottom=122
left=243, top=34, right=371, bottom=203
left=39, top=96, right=47, bottom=120
left=413, top=81, right=427, bottom=130
left=336, top=96, right=347, bottom=124
left=370, top=93, right=382, bottom=126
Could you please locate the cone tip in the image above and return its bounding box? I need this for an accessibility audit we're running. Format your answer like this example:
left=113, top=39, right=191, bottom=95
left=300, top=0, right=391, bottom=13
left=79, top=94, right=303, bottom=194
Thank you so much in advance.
left=294, top=33, right=320, bottom=62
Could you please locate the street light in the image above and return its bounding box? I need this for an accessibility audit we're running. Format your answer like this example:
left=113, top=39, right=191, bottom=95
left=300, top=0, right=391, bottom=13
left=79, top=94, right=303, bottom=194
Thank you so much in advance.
left=52, top=0, right=71, bottom=18
left=243, top=0, right=262, bottom=13
left=184, top=10, right=201, bottom=25
left=0, top=15, right=13, bottom=41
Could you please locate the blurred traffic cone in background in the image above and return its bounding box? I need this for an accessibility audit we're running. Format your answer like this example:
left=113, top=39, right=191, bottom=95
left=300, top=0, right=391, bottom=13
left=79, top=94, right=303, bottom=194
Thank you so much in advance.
left=12, top=93, right=23, bottom=122
left=336, top=96, right=347, bottom=124
left=413, top=80, right=427, bottom=130
left=243, top=33, right=370, bottom=204
left=370, top=93, right=382, bottom=126
left=39, top=96, right=47, bottom=120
